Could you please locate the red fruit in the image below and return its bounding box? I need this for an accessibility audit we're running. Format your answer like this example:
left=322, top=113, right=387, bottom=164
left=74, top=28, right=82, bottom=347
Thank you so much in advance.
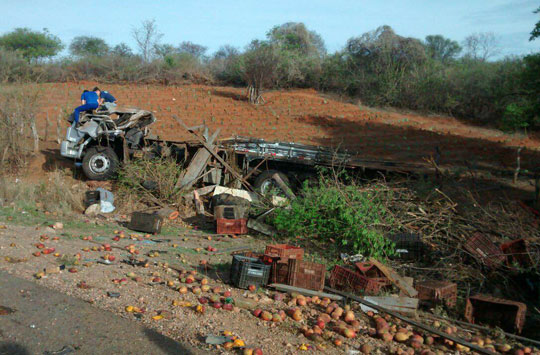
left=33, top=251, right=41, bottom=257
left=223, top=304, right=233, bottom=311
left=223, top=291, right=232, bottom=297
left=213, top=302, right=222, bottom=309
left=68, top=268, right=77, bottom=273
left=261, top=311, right=272, bottom=321
left=253, top=309, right=262, bottom=317
left=198, top=297, right=208, bottom=304
left=248, top=284, right=257, bottom=292
left=107, top=255, right=115, bottom=262
left=317, top=320, right=326, bottom=329
left=253, top=349, right=263, bottom=355
left=42, top=249, right=51, bottom=255
left=113, top=236, right=120, bottom=241
left=343, top=328, right=356, bottom=339
left=36, top=243, right=45, bottom=249
left=186, top=278, right=194, bottom=284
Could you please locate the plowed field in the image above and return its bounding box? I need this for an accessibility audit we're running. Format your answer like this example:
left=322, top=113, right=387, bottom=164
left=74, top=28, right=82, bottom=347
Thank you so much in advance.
left=36, top=81, right=540, bottom=173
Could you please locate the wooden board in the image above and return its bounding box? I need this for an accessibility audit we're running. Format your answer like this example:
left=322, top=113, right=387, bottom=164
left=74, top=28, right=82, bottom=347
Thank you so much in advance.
left=176, top=128, right=220, bottom=189
left=361, top=296, right=419, bottom=316
left=369, top=259, right=418, bottom=297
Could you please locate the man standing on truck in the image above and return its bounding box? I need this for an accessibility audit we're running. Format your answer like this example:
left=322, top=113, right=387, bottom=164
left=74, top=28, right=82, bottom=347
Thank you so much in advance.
left=71, top=88, right=100, bottom=124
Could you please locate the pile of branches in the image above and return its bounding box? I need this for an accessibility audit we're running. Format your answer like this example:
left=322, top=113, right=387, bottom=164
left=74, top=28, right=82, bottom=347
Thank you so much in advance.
left=356, top=177, right=540, bottom=303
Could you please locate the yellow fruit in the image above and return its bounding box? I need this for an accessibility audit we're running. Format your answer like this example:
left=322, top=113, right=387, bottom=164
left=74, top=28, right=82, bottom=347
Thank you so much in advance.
left=394, top=332, right=409, bottom=342
left=125, top=306, right=134, bottom=312
left=233, top=339, right=245, bottom=347
left=152, top=314, right=164, bottom=320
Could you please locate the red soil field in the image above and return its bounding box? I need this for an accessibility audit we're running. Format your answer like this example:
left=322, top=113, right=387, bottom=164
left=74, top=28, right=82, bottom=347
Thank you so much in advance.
left=35, top=81, right=540, bottom=173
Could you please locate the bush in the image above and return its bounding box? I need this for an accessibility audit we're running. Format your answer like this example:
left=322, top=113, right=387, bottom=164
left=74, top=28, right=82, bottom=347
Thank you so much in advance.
left=117, top=157, right=183, bottom=207
left=270, top=177, right=395, bottom=258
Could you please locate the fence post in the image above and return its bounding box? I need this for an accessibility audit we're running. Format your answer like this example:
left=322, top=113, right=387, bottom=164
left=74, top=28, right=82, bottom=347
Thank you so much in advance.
left=56, top=112, right=62, bottom=144
left=30, top=120, right=39, bottom=154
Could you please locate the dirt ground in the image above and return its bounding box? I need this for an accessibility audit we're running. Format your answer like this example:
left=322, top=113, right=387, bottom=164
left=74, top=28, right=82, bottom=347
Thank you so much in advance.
left=0, top=269, right=201, bottom=354
left=0, top=208, right=389, bottom=354
left=32, top=81, right=540, bottom=174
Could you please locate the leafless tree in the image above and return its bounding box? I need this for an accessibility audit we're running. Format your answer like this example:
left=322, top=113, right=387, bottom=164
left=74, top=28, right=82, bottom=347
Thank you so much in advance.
left=132, top=19, right=163, bottom=62
left=463, top=32, right=500, bottom=61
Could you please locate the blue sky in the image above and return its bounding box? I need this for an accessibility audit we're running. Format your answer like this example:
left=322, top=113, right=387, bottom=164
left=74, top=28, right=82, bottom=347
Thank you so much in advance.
left=0, top=0, right=538, bottom=58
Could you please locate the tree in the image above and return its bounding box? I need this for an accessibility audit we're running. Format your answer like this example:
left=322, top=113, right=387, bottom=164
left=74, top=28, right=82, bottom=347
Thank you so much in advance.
left=132, top=19, right=163, bottom=62
left=344, top=26, right=427, bottom=104
left=0, top=28, right=63, bottom=61
left=178, top=41, right=207, bottom=59
left=69, top=36, right=109, bottom=57
left=154, top=43, right=177, bottom=58
left=531, top=6, right=540, bottom=41
left=111, top=43, right=133, bottom=57
left=463, top=32, right=500, bottom=61
left=267, top=22, right=326, bottom=57
left=242, top=40, right=279, bottom=104
left=424, top=35, right=461, bottom=62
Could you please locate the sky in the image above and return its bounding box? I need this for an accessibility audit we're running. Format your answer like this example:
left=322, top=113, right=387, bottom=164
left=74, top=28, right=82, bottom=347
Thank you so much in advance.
left=0, top=0, right=538, bottom=58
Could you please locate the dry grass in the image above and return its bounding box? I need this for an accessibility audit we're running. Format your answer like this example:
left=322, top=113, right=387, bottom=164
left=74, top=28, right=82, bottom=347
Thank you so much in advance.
left=0, top=84, right=41, bottom=169
left=0, top=169, right=85, bottom=215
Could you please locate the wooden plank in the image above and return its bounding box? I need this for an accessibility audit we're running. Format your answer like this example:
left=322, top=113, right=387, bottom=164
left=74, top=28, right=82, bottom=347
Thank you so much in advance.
left=369, top=258, right=418, bottom=297
left=172, top=116, right=255, bottom=192
left=247, top=219, right=276, bottom=236
left=176, top=128, right=220, bottom=189
left=269, top=283, right=343, bottom=301
left=193, top=190, right=204, bottom=215
left=194, top=185, right=217, bottom=196
left=325, top=287, right=495, bottom=355
left=361, top=296, right=418, bottom=316
left=272, top=172, right=296, bottom=200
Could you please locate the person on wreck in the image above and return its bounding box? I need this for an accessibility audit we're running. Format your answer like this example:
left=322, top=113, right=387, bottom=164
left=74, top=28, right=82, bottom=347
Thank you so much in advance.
left=71, top=87, right=100, bottom=124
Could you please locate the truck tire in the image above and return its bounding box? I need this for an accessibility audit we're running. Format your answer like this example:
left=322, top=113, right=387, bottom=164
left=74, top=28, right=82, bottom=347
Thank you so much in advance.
left=82, top=146, right=120, bottom=181
left=254, top=170, right=290, bottom=194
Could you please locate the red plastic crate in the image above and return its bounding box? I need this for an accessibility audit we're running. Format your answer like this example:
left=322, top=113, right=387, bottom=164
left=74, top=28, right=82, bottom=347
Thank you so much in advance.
left=415, top=280, right=457, bottom=308
left=216, top=218, right=248, bottom=235
left=287, top=259, right=326, bottom=291
left=501, top=239, right=534, bottom=268
left=271, top=261, right=289, bottom=284
left=465, top=294, right=527, bottom=333
left=464, top=233, right=506, bottom=268
left=265, top=244, right=304, bottom=261
left=329, top=265, right=389, bottom=295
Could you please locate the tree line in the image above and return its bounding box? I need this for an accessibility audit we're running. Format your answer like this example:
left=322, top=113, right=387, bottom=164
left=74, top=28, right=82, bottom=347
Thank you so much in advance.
left=0, top=14, right=539, bottom=131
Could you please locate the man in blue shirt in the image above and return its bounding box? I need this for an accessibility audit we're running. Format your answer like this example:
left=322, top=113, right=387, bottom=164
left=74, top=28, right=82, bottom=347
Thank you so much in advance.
left=72, top=88, right=100, bottom=123
left=97, top=87, right=116, bottom=104
left=94, top=86, right=117, bottom=112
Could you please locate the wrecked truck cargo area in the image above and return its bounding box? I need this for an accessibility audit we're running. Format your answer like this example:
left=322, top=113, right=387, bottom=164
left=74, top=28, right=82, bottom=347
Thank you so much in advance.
left=2, top=111, right=538, bottom=353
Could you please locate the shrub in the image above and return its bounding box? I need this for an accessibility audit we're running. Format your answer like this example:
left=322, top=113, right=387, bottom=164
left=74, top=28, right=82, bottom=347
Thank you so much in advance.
left=117, top=157, right=183, bottom=207
left=270, top=177, right=395, bottom=258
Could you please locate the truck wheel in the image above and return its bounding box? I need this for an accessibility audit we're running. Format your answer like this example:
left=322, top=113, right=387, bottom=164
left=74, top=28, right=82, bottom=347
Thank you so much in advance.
left=254, top=170, right=290, bottom=194
left=82, top=147, right=120, bottom=180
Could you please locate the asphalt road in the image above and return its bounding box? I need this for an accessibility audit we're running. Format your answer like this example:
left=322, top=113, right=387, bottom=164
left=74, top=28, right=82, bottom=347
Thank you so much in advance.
left=0, top=270, right=201, bottom=355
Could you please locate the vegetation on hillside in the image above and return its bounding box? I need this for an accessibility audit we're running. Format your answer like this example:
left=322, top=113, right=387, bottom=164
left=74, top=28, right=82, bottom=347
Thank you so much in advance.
left=0, top=11, right=539, bottom=131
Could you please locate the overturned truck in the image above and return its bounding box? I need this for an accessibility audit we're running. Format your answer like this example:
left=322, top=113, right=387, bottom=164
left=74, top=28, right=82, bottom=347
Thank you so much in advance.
left=61, top=109, right=430, bottom=190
